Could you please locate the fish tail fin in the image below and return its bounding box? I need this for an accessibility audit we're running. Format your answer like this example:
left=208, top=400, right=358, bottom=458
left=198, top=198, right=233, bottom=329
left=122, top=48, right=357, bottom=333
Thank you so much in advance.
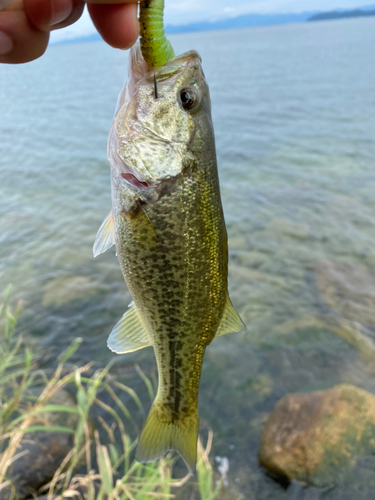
left=136, top=400, right=198, bottom=474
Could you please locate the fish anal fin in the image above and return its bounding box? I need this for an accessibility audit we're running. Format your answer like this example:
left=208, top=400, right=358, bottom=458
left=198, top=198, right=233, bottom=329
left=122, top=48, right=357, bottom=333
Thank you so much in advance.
left=136, top=400, right=198, bottom=474
left=107, top=302, right=151, bottom=354
left=93, top=210, right=115, bottom=258
left=215, top=295, right=246, bottom=337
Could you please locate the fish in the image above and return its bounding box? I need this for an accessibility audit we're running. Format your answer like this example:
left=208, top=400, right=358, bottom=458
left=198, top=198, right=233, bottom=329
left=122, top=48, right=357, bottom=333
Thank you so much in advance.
left=94, top=42, right=245, bottom=473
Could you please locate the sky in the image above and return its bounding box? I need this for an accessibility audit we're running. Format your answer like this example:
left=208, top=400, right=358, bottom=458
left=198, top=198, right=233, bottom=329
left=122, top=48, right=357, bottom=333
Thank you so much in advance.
left=49, top=0, right=373, bottom=43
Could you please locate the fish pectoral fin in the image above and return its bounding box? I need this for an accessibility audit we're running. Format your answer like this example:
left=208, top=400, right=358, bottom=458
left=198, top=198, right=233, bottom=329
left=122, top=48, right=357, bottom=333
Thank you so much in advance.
left=215, top=295, right=246, bottom=337
left=93, top=210, right=115, bottom=258
left=107, top=302, right=151, bottom=354
left=136, top=400, right=198, bottom=474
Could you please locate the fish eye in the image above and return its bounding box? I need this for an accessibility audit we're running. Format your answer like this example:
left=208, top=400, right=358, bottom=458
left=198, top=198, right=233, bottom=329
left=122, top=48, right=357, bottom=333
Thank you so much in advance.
left=180, top=88, right=196, bottom=110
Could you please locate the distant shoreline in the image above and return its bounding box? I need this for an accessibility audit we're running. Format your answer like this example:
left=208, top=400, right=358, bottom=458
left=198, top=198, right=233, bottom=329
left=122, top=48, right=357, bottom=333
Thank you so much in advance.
left=308, top=8, right=375, bottom=22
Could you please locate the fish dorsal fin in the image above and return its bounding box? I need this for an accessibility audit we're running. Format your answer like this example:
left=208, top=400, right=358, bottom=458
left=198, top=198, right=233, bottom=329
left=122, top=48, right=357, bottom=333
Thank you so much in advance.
left=215, top=295, right=246, bottom=337
left=108, top=302, right=151, bottom=354
left=93, top=210, right=115, bottom=258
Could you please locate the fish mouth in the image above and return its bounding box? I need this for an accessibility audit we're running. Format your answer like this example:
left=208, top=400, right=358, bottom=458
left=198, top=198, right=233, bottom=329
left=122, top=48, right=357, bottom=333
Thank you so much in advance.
left=121, top=172, right=149, bottom=190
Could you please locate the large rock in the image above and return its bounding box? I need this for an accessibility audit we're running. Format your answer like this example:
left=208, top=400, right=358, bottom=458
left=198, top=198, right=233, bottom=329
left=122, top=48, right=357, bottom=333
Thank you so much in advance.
left=0, top=390, right=80, bottom=500
left=315, top=260, right=375, bottom=326
left=259, top=384, right=375, bottom=487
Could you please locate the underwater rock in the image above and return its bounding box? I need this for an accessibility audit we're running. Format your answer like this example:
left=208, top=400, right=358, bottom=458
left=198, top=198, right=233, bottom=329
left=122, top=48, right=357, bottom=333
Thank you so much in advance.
left=315, top=260, right=375, bottom=326
left=330, top=318, right=375, bottom=366
left=229, top=265, right=285, bottom=287
left=266, top=218, right=309, bottom=240
left=0, top=390, right=79, bottom=500
left=237, top=250, right=268, bottom=268
left=275, top=315, right=375, bottom=366
left=258, top=384, right=375, bottom=487
left=228, top=236, right=247, bottom=249
left=42, top=275, right=96, bottom=307
left=246, top=373, right=273, bottom=405
left=229, top=265, right=266, bottom=283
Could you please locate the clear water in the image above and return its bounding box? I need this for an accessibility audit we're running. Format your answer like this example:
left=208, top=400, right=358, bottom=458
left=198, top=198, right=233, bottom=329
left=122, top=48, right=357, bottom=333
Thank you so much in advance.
left=1, top=16, right=375, bottom=498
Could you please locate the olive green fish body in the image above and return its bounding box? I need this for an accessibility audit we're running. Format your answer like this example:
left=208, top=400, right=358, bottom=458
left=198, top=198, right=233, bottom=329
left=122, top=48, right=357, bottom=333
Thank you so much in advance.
left=116, top=161, right=227, bottom=411
left=94, top=43, right=244, bottom=472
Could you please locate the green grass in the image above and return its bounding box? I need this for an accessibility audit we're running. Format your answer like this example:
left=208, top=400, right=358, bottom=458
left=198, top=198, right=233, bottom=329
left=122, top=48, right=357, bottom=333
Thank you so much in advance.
left=0, top=286, right=226, bottom=500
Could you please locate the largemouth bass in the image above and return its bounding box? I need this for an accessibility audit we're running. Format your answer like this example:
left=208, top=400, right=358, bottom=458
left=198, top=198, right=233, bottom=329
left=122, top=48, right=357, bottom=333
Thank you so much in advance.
left=94, top=43, right=245, bottom=473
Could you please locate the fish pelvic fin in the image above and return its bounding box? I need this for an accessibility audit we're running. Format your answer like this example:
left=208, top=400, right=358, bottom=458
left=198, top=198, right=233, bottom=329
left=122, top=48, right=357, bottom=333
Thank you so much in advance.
left=215, top=294, right=246, bottom=338
left=107, top=302, right=151, bottom=353
left=93, top=210, right=115, bottom=258
left=136, top=401, right=198, bottom=474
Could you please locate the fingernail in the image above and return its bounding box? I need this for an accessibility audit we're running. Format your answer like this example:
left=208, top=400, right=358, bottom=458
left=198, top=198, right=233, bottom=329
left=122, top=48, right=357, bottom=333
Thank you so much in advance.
left=49, top=0, right=73, bottom=26
left=0, top=31, right=13, bottom=56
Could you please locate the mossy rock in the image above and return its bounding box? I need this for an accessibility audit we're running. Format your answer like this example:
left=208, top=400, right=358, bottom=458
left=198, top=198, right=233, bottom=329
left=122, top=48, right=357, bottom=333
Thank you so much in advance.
left=259, top=384, right=375, bottom=487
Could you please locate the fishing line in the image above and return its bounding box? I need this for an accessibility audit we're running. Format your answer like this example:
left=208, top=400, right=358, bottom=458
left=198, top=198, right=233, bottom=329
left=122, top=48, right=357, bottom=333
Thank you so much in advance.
left=154, top=73, right=158, bottom=99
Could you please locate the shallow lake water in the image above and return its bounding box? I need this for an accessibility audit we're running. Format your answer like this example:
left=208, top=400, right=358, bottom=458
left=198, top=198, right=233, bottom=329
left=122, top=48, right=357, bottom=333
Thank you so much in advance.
left=1, top=16, right=375, bottom=499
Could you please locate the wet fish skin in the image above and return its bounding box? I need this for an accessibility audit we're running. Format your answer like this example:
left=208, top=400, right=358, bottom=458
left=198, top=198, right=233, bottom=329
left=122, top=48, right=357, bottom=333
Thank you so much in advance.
left=95, top=43, right=244, bottom=473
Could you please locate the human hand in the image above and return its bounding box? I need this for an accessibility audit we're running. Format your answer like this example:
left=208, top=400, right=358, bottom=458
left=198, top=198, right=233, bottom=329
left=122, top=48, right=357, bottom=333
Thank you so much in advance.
left=0, top=0, right=139, bottom=64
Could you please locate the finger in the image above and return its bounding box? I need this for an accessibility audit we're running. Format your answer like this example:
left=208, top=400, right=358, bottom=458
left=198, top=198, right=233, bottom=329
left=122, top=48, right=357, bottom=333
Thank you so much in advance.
left=87, top=2, right=139, bottom=49
left=0, top=0, right=14, bottom=9
left=0, top=1, right=49, bottom=63
left=23, top=0, right=85, bottom=32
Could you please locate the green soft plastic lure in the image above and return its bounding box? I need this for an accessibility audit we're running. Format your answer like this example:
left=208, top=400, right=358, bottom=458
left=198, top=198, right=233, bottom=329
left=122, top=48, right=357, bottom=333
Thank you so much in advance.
left=139, top=0, right=175, bottom=67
